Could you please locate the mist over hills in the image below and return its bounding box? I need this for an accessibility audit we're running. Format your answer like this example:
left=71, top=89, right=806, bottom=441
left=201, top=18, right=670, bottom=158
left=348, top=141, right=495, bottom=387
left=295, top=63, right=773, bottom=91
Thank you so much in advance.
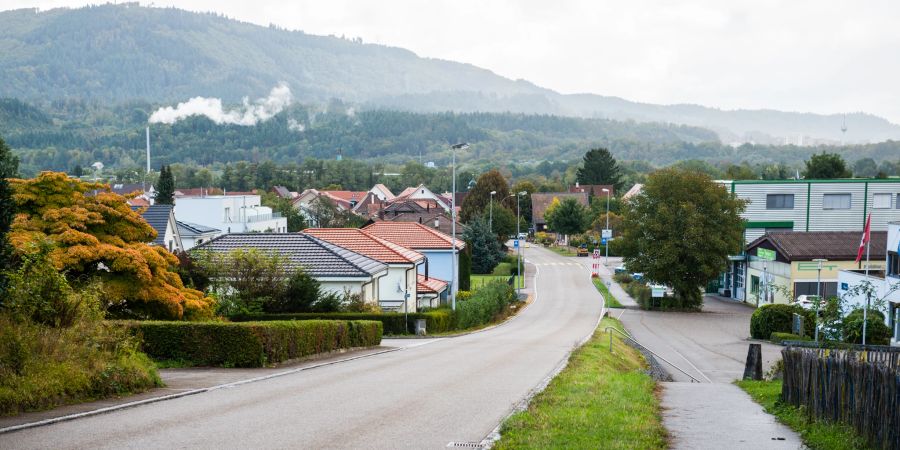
left=2, top=3, right=899, bottom=145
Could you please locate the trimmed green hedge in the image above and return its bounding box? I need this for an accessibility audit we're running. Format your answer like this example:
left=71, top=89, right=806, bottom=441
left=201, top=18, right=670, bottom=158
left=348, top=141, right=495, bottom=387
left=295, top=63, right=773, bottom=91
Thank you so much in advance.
left=770, top=332, right=812, bottom=345
left=231, top=311, right=455, bottom=335
left=750, top=304, right=814, bottom=340
left=123, top=320, right=382, bottom=367
left=454, top=281, right=517, bottom=329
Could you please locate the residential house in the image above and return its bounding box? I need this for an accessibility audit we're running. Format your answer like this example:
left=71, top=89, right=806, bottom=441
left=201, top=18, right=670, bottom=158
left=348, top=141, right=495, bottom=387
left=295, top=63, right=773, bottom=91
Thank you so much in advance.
left=744, top=231, right=887, bottom=305
left=837, top=221, right=900, bottom=346
left=177, top=221, right=220, bottom=251
left=622, top=184, right=643, bottom=201
left=192, top=233, right=388, bottom=303
left=303, top=228, right=427, bottom=312
left=135, top=204, right=183, bottom=253
left=530, top=192, right=589, bottom=232
left=568, top=183, right=614, bottom=198
left=175, top=195, right=287, bottom=234
left=393, top=184, right=452, bottom=212
left=369, top=184, right=395, bottom=201
left=363, top=221, right=465, bottom=299
left=417, top=274, right=449, bottom=308
left=111, top=183, right=155, bottom=205
left=717, top=178, right=900, bottom=303
left=271, top=186, right=295, bottom=199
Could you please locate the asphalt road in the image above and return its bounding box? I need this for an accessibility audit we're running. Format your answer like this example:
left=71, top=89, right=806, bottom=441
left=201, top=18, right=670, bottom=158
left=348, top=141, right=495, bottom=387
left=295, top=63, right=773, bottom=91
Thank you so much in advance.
left=1, top=245, right=604, bottom=450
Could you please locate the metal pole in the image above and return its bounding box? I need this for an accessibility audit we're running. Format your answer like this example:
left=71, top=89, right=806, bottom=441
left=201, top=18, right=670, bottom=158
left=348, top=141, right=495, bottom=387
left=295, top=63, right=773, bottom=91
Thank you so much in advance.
left=812, top=259, right=827, bottom=343
left=516, top=193, right=521, bottom=294
left=863, top=238, right=870, bottom=346
left=451, top=148, right=457, bottom=311
left=604, top=190, right=610, bottom=266
left=489, top=191, right=495, bottom=233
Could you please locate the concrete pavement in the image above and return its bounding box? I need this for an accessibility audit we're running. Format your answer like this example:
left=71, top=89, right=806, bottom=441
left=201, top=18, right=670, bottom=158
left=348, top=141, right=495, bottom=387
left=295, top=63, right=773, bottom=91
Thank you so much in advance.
left=0, top=245, right=606, bottom=449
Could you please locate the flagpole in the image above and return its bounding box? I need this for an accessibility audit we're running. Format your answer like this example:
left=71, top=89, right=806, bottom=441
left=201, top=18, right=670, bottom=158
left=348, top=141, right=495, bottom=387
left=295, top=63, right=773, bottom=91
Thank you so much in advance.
left=863, top=234, right=870, bottom=346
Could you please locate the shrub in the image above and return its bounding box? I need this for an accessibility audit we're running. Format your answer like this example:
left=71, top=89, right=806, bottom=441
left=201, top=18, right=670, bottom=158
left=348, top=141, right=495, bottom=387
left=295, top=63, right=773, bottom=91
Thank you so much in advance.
left=455, top=280, right=516, bottom=329
left=231, top=311, right=456, bottom=335
left=312, top=291, right=343, bottom=312
left=842, top=309, right=891, bottom=345
left=750, top=304, right=814, bottom=340
left=124, top=320, right=383, bottom=367
left=613, top=272, right=633, bottom=284
left=266, top=269, right=320, bottom=313
left=769, top=332, right=811, bottom=345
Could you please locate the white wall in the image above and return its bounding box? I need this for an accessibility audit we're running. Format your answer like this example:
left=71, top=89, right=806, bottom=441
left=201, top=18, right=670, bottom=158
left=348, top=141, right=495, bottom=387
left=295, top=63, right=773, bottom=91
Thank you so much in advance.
left=417, top=249, right=458, bottom=296
left=176, top=195, right=287, bottom=234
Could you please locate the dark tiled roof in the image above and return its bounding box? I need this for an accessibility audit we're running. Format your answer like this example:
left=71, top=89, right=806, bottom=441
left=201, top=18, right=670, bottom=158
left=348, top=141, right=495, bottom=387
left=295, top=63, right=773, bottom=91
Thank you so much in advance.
left=136, top=204, right=173, bottom=246
left=111, top=183, right=149, bottom=196
left=272, top=186, right=292, bottom=199
left=531, top=192, right=589, bottom=225
left=176, top=221, right=220, bottom=237
left=569, top=184, right=614, bottom=197
left=747, top=231, right=888, bottom=261
left=191, top=233, right=387, bottom=278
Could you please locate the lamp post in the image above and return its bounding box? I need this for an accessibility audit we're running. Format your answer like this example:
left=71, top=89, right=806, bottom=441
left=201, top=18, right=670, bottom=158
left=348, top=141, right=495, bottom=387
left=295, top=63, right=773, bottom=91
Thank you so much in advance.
left=602, top=188, right=611, bottom=266
left=450, top=143, right=469, bottom=312
left=516, top=190, right=527, bottom=294
left=489, top=190, right=496, bottom=233
left=812, top=258, right=828, bottom=343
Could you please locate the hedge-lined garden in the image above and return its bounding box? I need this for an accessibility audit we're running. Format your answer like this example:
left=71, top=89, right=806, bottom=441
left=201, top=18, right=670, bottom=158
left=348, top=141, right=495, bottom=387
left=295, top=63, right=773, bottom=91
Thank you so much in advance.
left=124, top=320, right=383, bottom=367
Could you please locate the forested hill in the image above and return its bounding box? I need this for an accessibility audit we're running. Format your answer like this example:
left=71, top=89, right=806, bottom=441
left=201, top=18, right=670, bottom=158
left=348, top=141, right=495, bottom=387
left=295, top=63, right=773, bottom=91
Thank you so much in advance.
left=2, top=4, right=900, bottom=144
left=3, top=97, right=899, bottom=178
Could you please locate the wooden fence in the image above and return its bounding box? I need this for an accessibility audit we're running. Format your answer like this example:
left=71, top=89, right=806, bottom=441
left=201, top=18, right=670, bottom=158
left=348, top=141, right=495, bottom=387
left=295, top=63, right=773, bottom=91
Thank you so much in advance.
left=781, top=346, right=900, bottom=449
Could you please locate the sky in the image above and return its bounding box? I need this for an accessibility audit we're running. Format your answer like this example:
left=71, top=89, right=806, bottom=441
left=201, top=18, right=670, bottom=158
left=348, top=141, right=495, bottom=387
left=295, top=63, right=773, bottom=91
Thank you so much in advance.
left=6, top=0, right=900, bottom=123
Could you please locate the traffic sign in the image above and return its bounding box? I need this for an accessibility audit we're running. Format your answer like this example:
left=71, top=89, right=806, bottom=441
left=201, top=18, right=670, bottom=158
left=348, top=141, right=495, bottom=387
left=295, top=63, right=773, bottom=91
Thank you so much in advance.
left=601, top=229, right=612, bottom=239
left=757, top=248, right=776, bottom=261
left=513, top=239, right=519, bottom=248
left=601, top=238, right=608, bottom=245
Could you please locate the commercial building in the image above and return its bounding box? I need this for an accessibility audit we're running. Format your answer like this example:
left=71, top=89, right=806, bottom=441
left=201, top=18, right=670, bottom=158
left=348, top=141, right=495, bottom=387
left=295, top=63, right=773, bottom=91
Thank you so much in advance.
left=175, top=194, right=287, bottom=234
left=716, top=178, right=900, bottom=303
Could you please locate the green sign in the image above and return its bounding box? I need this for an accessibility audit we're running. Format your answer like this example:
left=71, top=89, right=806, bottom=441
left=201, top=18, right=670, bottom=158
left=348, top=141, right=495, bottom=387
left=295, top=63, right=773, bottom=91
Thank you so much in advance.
left=757, top=248, right=776, bottom=261
left=797, top=262, right=839, bottom=272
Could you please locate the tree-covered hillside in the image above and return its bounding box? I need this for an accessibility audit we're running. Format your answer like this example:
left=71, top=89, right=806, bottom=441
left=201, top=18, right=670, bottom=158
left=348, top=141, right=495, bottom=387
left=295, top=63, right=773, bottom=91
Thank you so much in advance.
left=2, top=4, right=900, bottom=143
left=3, top=98, right=899, bottom=177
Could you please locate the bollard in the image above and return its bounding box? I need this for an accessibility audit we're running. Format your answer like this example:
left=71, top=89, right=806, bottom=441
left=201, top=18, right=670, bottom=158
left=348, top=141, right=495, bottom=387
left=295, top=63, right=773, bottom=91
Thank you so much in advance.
left=742, top=343, right=762, bottom=380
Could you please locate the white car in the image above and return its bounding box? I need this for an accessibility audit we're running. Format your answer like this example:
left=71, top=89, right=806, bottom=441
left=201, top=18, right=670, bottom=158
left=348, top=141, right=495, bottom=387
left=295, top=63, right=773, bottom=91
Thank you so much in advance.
left=795, top=295, right=824, bottom=310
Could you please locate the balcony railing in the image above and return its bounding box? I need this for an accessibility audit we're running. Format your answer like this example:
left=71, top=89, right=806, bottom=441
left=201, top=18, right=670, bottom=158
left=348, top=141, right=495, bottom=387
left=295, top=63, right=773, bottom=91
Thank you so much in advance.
left=245, top=212, right=283, bottom=223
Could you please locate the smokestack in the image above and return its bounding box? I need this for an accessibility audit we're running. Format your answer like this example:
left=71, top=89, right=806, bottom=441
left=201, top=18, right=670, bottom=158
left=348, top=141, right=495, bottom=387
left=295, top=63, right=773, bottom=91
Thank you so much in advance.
left=145, top=126, right=151, bottom=174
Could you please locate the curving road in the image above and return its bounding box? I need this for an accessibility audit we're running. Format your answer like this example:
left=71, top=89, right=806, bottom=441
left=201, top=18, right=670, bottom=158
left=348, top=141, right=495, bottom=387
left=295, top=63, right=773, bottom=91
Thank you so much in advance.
left=1, top=245, right=605, bottom=450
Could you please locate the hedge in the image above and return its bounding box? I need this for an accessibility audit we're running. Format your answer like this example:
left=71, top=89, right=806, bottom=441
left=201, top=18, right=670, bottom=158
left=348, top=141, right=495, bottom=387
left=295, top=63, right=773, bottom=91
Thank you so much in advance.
left=769, top=332, right=812, bottom=345
left=454, top=281, right=517, bottom=329
left=122, top=320, right=382, bottom=367
left=231, top=311, right=455, bottom=335
left=750, top=304, right=814, bottom=340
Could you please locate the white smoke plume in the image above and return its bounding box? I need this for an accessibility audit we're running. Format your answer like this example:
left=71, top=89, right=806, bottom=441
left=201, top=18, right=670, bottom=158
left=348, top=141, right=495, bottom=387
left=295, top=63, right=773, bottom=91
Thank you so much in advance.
left=287, top=118, right=306, bottom=132
left=149, top=84, right=293, bottom=126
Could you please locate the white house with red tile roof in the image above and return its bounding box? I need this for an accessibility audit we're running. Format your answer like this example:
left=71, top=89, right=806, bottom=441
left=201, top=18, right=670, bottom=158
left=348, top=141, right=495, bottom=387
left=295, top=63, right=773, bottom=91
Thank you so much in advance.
left=391, top=184, right=451, bottom=212
left=304, top=228, right=426, bottom=312
left=369, top=184, right=395, bottom=201
left=363, top=221, right=465, bottom=299
left=416, top=274, right=449, bottom=308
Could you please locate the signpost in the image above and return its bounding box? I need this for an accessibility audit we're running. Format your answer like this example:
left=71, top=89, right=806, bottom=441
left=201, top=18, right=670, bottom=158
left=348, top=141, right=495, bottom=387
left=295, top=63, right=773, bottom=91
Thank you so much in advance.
left=591, top=249, right=601, bottom=277
left=601, top=229, right=612, bottom=239
left=651, top=286, right=665, bottom=298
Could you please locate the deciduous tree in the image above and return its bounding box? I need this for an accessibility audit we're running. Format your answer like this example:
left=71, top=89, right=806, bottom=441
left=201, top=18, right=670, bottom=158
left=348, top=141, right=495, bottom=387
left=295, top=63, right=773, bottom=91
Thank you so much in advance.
left=9, top=172, right=214, bottom=320
left=545, top=197, right=590, bottom=237
left=620, top=168, right=746, bottom=309
left=461, top=170, right=510, bottom=223
left=804, top=152, right=851, bottom=179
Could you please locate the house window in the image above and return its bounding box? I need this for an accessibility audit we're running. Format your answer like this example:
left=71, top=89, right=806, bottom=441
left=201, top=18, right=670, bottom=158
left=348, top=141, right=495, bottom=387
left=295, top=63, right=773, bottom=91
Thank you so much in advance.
left=766, top=194, right=794, bottom=209
left=224, top=207, right=232, bottom=222
left=873, top=193, right=892, bottom=209
left=888, top=251, right=900, bottom=278
left=822, top=193, right=851, bottom=210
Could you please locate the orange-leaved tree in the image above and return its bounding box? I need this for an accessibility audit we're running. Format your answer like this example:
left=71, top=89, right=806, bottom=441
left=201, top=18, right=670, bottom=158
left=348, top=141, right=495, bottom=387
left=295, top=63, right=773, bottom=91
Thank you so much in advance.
left=9, top=172, right=215, bottom=320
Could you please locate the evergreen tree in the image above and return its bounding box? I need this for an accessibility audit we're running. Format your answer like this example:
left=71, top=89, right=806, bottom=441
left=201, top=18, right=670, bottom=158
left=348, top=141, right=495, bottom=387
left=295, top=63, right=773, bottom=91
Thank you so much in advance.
left=156, top=165, right=175, bottom=205
left=0, top=136, right=19, bottom=296
left=462, top=217, right=503, bottom=274
left=576, top=148, right=624, bottom=192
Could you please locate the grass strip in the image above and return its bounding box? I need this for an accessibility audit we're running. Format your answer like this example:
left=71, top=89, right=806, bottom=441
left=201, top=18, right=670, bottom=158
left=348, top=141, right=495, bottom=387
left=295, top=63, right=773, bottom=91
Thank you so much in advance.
left=494, top=318, right=666, bottom=450
left=736, top=380, right=871, bottom=450
left=549, top=246, right=577, bottom=257
left=471, top=274, right=522, bottom=290
left=592, top=277, right=624, bottom=308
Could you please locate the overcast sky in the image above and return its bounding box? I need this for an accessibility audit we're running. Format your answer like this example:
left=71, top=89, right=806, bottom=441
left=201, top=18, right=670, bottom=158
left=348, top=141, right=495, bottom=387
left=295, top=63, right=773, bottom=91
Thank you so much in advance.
left=7, top=0, right=900, bottom=122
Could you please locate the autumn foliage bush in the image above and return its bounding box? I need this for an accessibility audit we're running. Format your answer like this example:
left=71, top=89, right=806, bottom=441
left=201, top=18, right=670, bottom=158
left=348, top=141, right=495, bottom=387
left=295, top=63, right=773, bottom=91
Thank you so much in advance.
left=9, top=172, right=214, bottom=319
left=125, top=320, right=383, bottom=367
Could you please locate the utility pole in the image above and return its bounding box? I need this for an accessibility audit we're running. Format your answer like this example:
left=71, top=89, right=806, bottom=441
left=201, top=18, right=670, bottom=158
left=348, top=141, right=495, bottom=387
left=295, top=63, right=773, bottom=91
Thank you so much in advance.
left=812, top=258, right=828, bottom=343
left=449, top=143, right=469, bottom=311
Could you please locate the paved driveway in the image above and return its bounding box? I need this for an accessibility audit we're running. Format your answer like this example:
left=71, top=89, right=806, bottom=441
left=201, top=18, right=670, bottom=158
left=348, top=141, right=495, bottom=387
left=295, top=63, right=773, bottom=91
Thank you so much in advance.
left=1, top=246, right=605, bottom=450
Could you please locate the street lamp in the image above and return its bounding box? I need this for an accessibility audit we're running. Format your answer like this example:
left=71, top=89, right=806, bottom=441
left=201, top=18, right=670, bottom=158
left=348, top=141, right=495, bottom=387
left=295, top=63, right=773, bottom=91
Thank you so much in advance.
left=489, top=190, right=496, bottom=233
left=516, top=190, right=527, bottom=295
left=812, top=258, right=828, bottom=343
left=450, top=142, right=469, bottom=311
left=602, top=188, right=611, bottom=266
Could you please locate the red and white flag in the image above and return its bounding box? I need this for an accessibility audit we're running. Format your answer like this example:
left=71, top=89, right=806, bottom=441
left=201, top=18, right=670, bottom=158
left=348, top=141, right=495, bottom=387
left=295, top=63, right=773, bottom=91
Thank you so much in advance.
left=855, top=213, right=872, bottom=264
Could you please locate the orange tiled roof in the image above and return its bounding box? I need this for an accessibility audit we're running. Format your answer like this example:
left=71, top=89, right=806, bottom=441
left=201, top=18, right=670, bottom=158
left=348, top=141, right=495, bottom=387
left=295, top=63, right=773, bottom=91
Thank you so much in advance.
left=417, top=274, right=448, bottom=294
left=303, top=228, right=425, bottom=264
left=363, top=221, right=464, bottom=250
left=127, top=197, right=150, bottom=207
left=322, top=190, right=368, bottom=203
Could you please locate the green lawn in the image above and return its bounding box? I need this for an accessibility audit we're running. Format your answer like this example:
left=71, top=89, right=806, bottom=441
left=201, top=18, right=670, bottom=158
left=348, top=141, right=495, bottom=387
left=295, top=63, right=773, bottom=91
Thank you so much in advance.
left=549, top=246, right=577, bottom=257
left=494, top=318, right=667, bottom=450
left=592, top=277, right=624, bottom=308
left=471, top=274, right=522, bottom=290
left=736, top=380, right=870, bottom=450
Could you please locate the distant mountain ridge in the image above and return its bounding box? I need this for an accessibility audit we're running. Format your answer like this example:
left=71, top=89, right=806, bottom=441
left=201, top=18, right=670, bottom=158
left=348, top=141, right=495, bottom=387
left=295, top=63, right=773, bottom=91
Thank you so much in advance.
left=1, top=3, right=899, bottom=144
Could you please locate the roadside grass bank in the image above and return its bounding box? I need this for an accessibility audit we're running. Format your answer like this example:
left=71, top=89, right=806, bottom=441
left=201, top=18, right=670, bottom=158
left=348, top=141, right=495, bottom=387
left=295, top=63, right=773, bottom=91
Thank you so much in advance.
left=472, top=274, right=522, bottom=290
left=0, top=316, right=161, bottom=416
left=736, top=380, right=870, bottom=450
left=591, top=277, right=623, bottom=308
left=494, top=317, right=666, bottom=450
left=549, top=246, right=577, bottom=257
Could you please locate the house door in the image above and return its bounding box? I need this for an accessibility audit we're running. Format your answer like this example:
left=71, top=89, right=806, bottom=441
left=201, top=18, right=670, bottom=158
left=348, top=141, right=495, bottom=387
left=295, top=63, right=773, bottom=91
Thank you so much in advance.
left=733, top=262, right=745, bottom=301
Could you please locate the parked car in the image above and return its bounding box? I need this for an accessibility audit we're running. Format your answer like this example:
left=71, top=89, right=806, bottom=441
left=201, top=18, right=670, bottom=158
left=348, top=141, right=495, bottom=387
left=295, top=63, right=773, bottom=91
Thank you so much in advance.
left=614, top=265, right=627, bottom=274
left=795, top=295, right=824, bottom=310
left=631, top=272, right=644, bottom=281
left=517, top=232, right=528, bottom=240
